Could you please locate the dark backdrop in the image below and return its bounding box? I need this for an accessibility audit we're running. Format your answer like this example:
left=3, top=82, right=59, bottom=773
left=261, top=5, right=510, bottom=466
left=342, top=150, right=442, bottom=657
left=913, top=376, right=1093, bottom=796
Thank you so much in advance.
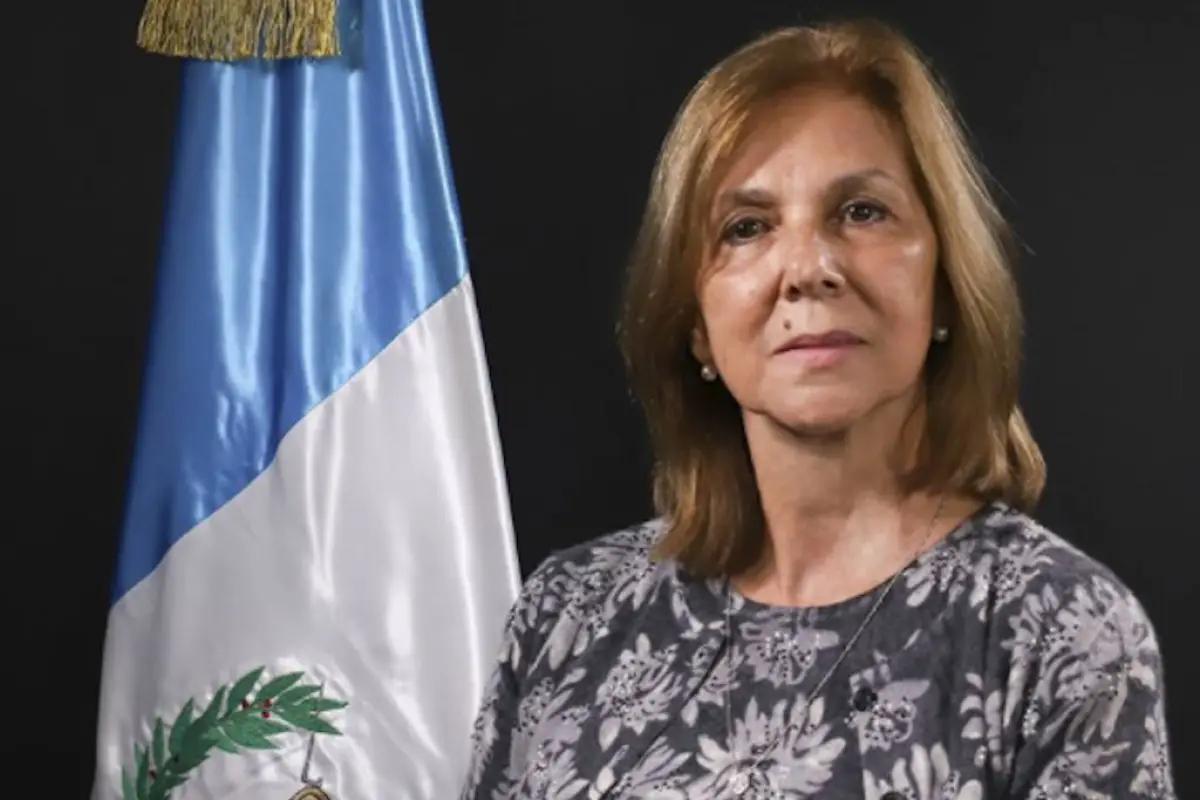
left=9, top=0, right=1196, bottom=794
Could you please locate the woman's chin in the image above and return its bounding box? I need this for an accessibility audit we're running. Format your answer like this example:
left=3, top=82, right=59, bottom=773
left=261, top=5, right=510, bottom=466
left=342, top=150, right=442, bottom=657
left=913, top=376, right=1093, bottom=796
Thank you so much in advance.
left=770, top=406, right=864, bottom=438
left=759, top=384, right=919, bottom=440
left=783, top=417, right=858, bottom=439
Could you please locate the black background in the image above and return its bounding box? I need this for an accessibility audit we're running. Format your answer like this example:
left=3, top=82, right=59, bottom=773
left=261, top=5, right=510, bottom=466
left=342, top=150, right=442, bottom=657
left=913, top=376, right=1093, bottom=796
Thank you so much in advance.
left=8, top=0, right=1197, bottom=794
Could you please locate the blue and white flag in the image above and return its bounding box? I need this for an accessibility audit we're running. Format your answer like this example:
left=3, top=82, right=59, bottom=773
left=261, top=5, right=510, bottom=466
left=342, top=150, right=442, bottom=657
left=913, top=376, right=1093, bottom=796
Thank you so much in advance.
left=92, top=1, right=520, bottom=797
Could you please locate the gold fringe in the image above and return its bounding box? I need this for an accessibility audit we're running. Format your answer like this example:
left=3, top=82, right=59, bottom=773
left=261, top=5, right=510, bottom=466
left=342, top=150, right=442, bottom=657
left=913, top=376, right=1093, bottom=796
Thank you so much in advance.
left=137, top=0, right=340, bottom=61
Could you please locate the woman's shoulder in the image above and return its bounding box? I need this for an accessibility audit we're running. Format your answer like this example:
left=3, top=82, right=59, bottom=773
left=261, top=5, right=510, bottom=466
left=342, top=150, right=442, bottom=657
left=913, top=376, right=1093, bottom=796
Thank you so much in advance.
left=516, top=518, right=677, bottom=615
left=498, top=519, right=676, bottom=675
left=528, top=518, right=668, bottom=581
left=966, top=503, right=1161, bottom=660
left=976, top=503, right=1144, bottom=600
left=954, top=506, right=1174, bottom=794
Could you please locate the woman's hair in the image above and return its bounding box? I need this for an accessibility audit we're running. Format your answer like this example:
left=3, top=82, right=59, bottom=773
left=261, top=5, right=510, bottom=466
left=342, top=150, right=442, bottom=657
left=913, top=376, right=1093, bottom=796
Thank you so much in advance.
left=617, top=19, right=1046, bottom=578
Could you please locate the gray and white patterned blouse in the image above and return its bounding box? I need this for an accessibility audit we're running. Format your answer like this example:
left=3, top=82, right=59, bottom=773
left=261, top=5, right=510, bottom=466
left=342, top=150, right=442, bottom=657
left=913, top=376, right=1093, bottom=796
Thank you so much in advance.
left=460, top=502, right=1175, bottom=798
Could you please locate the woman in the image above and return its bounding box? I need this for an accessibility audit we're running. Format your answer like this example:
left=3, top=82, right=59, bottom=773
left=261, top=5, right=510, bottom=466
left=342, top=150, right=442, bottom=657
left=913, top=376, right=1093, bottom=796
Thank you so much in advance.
left=462, top=19, right=1175, bottom=799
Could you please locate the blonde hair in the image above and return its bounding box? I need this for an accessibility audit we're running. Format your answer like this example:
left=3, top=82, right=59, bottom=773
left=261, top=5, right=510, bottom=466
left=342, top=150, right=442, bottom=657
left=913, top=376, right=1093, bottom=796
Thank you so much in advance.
left=617, top=19, right=1046, bottom=578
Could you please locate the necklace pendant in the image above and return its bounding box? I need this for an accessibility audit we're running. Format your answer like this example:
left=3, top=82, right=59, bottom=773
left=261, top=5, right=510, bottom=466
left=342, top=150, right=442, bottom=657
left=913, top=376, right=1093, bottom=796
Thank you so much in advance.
left=729, top=770, right=750, bottom=796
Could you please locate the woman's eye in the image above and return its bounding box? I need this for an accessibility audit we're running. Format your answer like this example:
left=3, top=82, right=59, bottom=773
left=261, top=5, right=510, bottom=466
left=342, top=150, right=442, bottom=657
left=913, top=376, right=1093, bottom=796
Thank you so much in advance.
left=842, top=201, right=889, bottom=224
left=722, top=217, right=768, bottom=243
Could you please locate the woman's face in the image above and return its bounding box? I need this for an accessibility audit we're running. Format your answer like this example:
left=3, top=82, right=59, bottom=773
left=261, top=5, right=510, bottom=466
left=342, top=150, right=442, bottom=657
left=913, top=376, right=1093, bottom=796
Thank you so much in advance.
left=692, top=89, right=940, bottom=436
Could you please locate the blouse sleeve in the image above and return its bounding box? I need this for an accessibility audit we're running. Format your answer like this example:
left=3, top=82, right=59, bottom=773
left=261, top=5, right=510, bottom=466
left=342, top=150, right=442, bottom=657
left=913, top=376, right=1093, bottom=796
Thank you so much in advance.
left=459, top=554, right=560, bottom=800
left=1006, top=581, right=1176, bottom=799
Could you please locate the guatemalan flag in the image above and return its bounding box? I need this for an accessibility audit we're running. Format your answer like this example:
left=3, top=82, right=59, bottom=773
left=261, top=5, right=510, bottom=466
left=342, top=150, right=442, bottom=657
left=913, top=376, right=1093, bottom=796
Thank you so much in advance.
left=91, top=1, right=521, bottom=797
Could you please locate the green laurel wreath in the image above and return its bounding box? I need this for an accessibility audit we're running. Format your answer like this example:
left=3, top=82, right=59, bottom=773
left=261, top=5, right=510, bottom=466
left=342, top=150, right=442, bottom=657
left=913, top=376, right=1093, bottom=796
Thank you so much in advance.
left=121, top=666, right=347, bottom=800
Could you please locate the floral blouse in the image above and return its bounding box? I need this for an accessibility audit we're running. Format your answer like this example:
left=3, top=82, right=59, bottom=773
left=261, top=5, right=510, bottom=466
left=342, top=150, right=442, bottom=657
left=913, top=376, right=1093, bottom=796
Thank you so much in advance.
left=460, top=502, right=1176, bottom=798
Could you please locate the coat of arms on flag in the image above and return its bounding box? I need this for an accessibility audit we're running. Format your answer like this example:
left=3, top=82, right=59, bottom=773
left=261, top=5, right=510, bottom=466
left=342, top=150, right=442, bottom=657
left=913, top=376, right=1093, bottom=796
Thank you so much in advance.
left=118, top=667, right=346, bottom=800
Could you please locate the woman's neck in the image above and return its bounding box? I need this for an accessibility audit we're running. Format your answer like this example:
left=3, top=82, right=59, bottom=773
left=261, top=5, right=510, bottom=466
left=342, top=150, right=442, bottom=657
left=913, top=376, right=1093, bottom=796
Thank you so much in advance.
left=735, top=404, right=970, bottom=608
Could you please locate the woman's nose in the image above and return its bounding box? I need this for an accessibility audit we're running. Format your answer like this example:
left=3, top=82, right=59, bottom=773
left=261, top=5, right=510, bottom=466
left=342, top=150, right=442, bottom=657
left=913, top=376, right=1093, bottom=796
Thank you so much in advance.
left=780, top=232, right=847, bottom=301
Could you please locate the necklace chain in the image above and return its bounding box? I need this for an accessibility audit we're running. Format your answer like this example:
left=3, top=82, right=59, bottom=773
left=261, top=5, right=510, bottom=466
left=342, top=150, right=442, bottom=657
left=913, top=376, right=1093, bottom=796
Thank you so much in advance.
left=721, top=496, right=947, bottom=797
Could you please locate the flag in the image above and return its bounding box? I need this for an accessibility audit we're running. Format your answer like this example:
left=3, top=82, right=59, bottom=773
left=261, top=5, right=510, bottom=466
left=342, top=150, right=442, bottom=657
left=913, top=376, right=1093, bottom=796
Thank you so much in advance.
left=92, top=1, right=521, bottom=797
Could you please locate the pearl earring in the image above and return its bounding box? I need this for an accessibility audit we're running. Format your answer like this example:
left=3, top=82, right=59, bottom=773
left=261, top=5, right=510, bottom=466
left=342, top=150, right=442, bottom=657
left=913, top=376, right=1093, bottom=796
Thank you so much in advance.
left=932, top=326, right=950, bottom=342
left=700, top=364, right=718, bottom=382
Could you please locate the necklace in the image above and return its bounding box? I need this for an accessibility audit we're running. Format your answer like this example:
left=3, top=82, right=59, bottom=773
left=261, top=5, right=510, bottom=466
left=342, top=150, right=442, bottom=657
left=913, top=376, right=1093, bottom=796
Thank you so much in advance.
left=721, top=496, right=946, bottom=797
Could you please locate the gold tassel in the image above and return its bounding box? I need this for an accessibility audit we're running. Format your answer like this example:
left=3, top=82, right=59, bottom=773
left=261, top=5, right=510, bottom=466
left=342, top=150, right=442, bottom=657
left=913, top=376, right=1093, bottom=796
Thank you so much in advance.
left=137, top=0, right=340, bottom=61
